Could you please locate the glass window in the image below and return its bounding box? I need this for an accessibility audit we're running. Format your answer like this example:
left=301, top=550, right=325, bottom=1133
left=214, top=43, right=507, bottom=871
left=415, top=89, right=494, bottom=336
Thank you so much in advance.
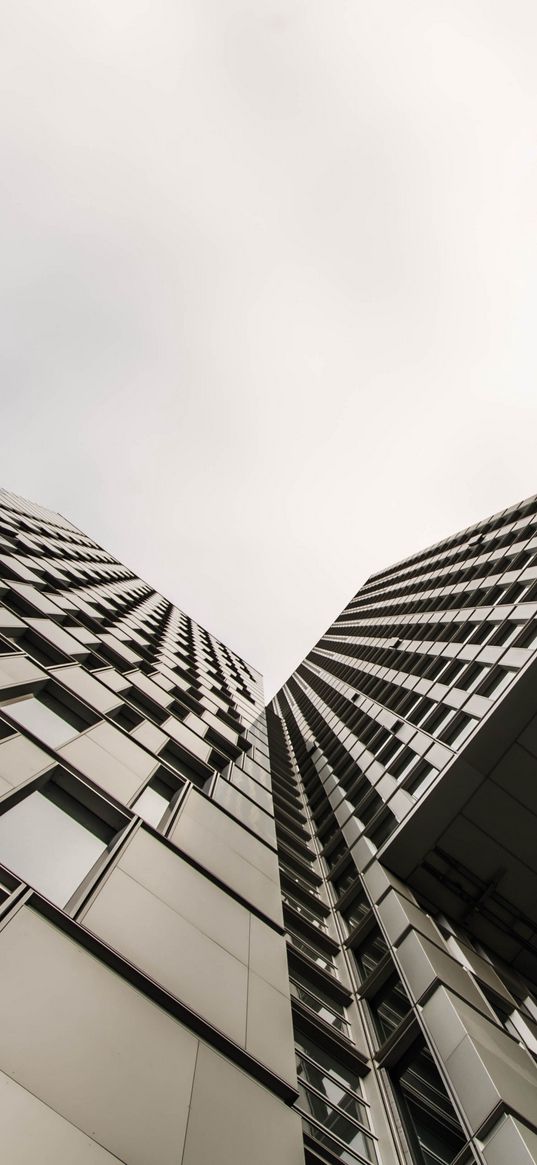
left=0, top=784, right=113, bottom=906
left=476, top=668, right=515, bottom=700
left=394, top=1043, right=466, bottom=1165
left=296, top=1056, right=368, bottom=1125
left=3, top=692, right=85, bottom=748
left=291, top=975, right=348, bottom=1032
left=341, top=887, right=370, bottom=932
left=438, top=714, right=476, bottom=749
left=288, top=933, right=337, bottom=975
left=405, top=761, right=437, bottom=798
left=298, top=1104, right=376, bottom=1163
left=294, top=1032, right=362, bottom=1095
left=403, top=1100, right=465, bottom=1165
left=294, top=1035, right=376, bottom=1162
left=132, top=785, right=170, bottom=827
left=369, top=974, right=411, bottom=1042
left=353, top=929, right=388, bottom=982
left=132, top=769, right=183, bottom=828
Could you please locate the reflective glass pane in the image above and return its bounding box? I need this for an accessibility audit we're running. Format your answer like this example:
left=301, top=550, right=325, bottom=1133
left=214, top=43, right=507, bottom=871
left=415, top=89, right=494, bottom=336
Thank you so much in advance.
left=5, top=695, right=79, bottom=747
left=132, top=786, right=169, bottom=827
left=296, top=1057, right=368, bottom=1123
left=0, top=790, right=107, bottom=905
left=297, top=1084, right=375, bottom=1159
left=300, top=1116, right=376, bottom=1164
left=294, top=1035, right=363, bottom=1095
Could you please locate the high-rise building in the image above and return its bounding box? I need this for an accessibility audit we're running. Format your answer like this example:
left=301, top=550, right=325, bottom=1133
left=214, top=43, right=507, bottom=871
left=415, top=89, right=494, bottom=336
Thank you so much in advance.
left=269, top=491, right=537, bottom=1165
left=0, top=488, right=301, bottom=1165
left=1, top=487, right=537, bottom=1165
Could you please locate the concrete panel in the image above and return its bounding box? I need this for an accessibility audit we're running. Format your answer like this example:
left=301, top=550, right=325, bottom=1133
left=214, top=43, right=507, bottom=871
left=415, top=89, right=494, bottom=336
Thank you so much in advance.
left=84, top=868, right=248, bottom=1045
left=0, top=653, right=46, bottom=690
left=0, top=907, right=198, bottom=1165
left=422, top=987, right=468, bottom=1059
left=182, top=1044, right=304, bottom=1165
left=229, top=765, right=273, bottom=813
left=448, top=938, right=518, bottom=1005
left=161, top=717, right=211, bottom=763
left=53, top=666, right=122, bottom=715
left=361, top=860, right=418, bottom=906
left=349, top=834, right=377, bottom=873
left=59, top=734, right=147, bottom=803
left=117, top=828, right=250, bottom=963
left=86, top=722, right=156, bottom=779
left=376, top=889, right=443, bottom=947
left=130, top=720, right=168, bottom=754
left=0, top=1070, right=118, bottom=1164
left=397, top=932, right=491, bottom=1012
left=424, top=987, right=537, bottom=1135
left=246, top=971, right=297, bottom=1084
left=463, top=781, right=537, bottom=874
left=26, top=620, right=90, bottom=661
left=446, top=1033, right=537, bottom=1134
left=249, top=913, right=290, bottom=996
left=484, top=1115, right=537, bottom=1165
left=0, top=733, right=52, bottom=788
left=490, top=742, right=537, bottom=816
left=176, top=792, right=279, bottom=880
left=213, top=779, right=276, bottom=847
left=0, top=774, right=12, bottom=798
left=170, top=810, right=283, bottom=925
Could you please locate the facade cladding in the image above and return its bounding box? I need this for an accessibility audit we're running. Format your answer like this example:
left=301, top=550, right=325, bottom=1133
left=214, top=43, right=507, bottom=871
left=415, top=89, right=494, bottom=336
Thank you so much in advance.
left=0, top=490, right=537, bottom=1165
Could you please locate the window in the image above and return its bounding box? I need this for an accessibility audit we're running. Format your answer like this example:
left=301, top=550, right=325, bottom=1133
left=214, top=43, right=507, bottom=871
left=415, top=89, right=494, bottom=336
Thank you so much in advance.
left=295, top=1038, right=377, bottom=1163
left=0, top=777, right=116, bottom=906
left=438, top=714, right=476, bottom=749
left=288, top=932, right=338, bottom=976
left=369, top=973, right=411, bottom=1043
left=291, top=972, right=349, bottom=1032
left=132, top=769, right=183, bottom=828
left=405, top=760, right=437, bottom=798
left=3, top=690, right=90, bottom=748
left=514, top=621, right=537, bottom=650
left=332, top=866, right=359, bottom=899
left=392, top=1042, right=466, bottom=1165
left=476, top=667, right=515, bottom=700
left=420, top=707, right=455, bottom=737
left=353, top=928, right=388, bottom=982
left=340, top=886, right=370, bottom=931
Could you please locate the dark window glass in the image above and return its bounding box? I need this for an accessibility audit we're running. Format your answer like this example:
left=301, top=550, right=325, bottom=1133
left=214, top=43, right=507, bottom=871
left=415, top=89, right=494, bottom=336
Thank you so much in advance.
left=369, top=974, right=411, bottom=1042
left=394, top=1044, right=466, bottom=1165
left=0, top=782, right=113, bottom=906
left=353, top=929, right=388, bottom=982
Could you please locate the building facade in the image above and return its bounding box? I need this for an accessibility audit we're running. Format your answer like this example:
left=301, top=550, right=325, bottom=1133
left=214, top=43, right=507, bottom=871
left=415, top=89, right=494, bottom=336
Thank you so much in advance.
left=0, top=488, right=302, bottom=1165
left=1, top=487, right=537, bottom=1164
left=269, top=491, right=537, bottom=1165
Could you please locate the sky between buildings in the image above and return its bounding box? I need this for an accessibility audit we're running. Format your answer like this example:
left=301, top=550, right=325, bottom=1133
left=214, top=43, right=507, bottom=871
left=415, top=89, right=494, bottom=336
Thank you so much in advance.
left=2, top=1, right=537, bottom=700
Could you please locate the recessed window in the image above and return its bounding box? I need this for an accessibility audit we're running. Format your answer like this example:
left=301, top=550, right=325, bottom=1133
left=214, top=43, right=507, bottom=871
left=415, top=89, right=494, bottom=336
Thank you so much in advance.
left=438, top=713, right=476, bottom=749
left=393, top=1041, right=466, bottom=1165
left=340, top=886, right=370, bottom=932
left=353, top=927, right=388, bottom=982
left=405, top=761, right=437, bottom=798
left=514, top=621, right=537, bottom=650
left=3, top=691, right=88, bottom=748
left=369, top=973, right=412, bottom=1043
left=476, top=668, right=515, bottom=700
left=132, top=769, right=183, bottom=828
left=0, top=780, right=114, bottom=906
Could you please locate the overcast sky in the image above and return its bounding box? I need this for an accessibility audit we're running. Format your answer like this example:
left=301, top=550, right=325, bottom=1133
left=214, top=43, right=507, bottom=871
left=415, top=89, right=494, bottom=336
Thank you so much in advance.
left=2, top=2, right=537, bottom=699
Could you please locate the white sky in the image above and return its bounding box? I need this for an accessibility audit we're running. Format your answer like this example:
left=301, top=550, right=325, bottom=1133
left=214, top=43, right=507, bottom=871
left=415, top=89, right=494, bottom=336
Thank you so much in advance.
left=1, top=1, right=537, bottom=700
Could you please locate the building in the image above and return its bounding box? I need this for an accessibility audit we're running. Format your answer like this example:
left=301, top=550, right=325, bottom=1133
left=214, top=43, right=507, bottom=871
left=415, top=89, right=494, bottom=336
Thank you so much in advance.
left=0, top=488, right=301, bottom=1165
left=269, top=490, right=537, bottom=1165
left=0, top=488, right=537, bottom=1164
